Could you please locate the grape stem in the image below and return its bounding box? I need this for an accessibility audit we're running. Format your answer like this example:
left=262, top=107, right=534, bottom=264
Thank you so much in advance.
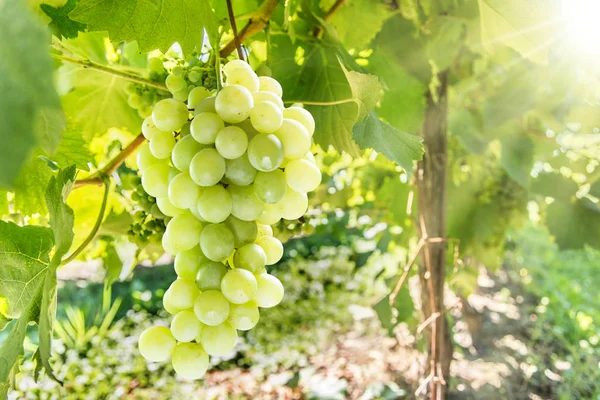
left=51, top=53, right=169, bottom=91
left=61, top=178, right=110, bottom=266
left=283, top=98, right=356, bottom=106
left=226, top=0, right=246, bottom=61
left=220, top=0, right=279, bottom=57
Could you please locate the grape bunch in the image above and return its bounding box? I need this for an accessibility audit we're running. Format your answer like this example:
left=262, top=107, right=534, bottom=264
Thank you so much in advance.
left=135, top=59, right=321, bottom=380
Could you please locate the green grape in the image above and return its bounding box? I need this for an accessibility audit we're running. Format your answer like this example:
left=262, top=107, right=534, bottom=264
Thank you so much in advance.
left=138, top=105, right=152, bottom=118
left=258, top=76, right=283, bottom=97
left=156, top=196, right=185, bottom=218
left=228, top=301, right=260, bottom=331
left=247, top=133, right=284, bottom=172
left=142, top=116, right=163, bottom=140
left=220, top=268, right=258, bottom=304
left=188, top=70, right=201, bottom=83
left=283, top=106, right=315, bottom=136
left=233, top=243, right=266, bottom=274
left=223, top=59, right=252, bottom=76
left=174, top=246, right=207, bottom=280
left=256, top=223, right=273, bottom=238
left=162, top=228, right=178, bottom=255
left=172, top=66, right=184, bottom=76
left=215, top=126, right=248, bottom=160
left=224, top=153, right=257, bottom=186
left=195, top=260, right=227, bottom=291
left=278, top=187, right=308, bottom=220
left=254, top=273, right=284, bottom=308
left=193, top=290, right=230, bottom=326
left=168, top=172, right=200, bottom=209
left=198, top=184, right=232, bottom=223
left=128, top=93, right=142, bottom=108
left=199, top=322, right=238, bottom=356
left=152, top=98, right=189, bottom=132
left=190, top=112, right=224, bottom=144
left=163, top=288, right=183, bottom=315
left=225, top=65, right=259, bottom=92
left=141, top=163, right=171, bottom=197
left=172, top=134, right=205, bottom=171
left=166, top=212, right=203, bottom=252
left=255, top=236, right=283, bottom=265
left=150, top=132, right=175, bottom=159
left=224, top=216, right=257, bottom=247
left=189, top=148, right=226, bottom=186
left=275, top=119, right=311, bottom=160
left=173, top=88, right=189, bottom=102
left=124, top=82, right=137, bottom=96
left=253, top=170, right=287, bottom=204
left=284, top=158, right=321, bottom=193
left=167, top=278, right=200, bottom=310
left=250, top=101, right=283, bottom=133
left=188, top=201, right=206, bottom=222
left=215, top=84, right=254, bottom=123
left=170, top=310, right=202, bottom=342
left=200, top=223, right=234, bottom=261
left=228, top=184, right=265, bottom=221
left=166, top=74, right=186, bottom=93
left=136, top=142, right=166, bottom=172
left=138, top=326, right=176, bottom=362
left=187, top=86, right=211, bottom=109
left=148, top=57, right=165, bottom=73
left=194, top=96, right=216, bottom=114
left=171, top=342, right=209, bottom=380
left=304, top=151, right=316, bottom=164
left=257, top=203, right=281, bottom=225
left=252, top=91, right=284, bottom=111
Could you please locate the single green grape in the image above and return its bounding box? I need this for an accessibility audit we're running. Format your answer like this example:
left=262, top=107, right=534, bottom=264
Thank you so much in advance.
left=152, top=98, right=189, bottom=132
left=190, top=112, right=224, bottom=144
left=247, top=133, right=284, bottom=172
left=199, top=322, right=238, bottom=356
left=167, top=278, right=200, bottom=310
left=233, top=243, right=266, bottom=274
left=168, top=172, right=200, bottom=209
left=224, top=216, right=257, bottom=247
left=228, top=301, right=260, bottom=331
left=197, top=184, right=232, bottom=223
left=215, top=84, right=254, bottom=123
left=171, top=342, right=209, bottom=380
left=221, top=268, right=258, bottom=304
left=170, top=309, right=202, bottom=342
left=174, top=246, right=208, bottom=280
left=258, top=76, right=283, bottom=97
left=189, top=148, right=226, bottom=187
left=193, top=290, right=230, bottom=326
left=250, top=101, right=283, bottom=133
left=138, top=326, right=176, bottom=362
left=195, top=260, right=227, bottom=291
left=172, top=134, right=205, bottom=171
left=215, top=126, right=248, bottom=160
left=199, top=223, right=234, bottom=261
left=255, top=236, right=284, bottom=265
left=253, top=169, right=287, bottom=204
left=224, top=153, right=257, bottom=186
left=274, top=119, right=311, bottom=160
left=254, top=273, right=284, bottom=308
left=228, top=184, right=265, bottom=221
left=283, top=106, right=315, bottom=136
left=166, top=212, right=203, bottom=252
left=141, top=163, right=171, bottom=197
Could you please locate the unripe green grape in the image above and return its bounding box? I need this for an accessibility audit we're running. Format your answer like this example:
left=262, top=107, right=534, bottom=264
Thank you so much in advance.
left=162, top=288, right=183, bottom=314
left=138, top=326, right=176, bottom=362
left=258, top=76, right=283, bottom=97
left=284, top=159, right=322, bottom=193
left=194, top=96, right=216, bottom=114
left=152, top=98, right=189, bottom=132
left=275, top=119, right=311, bottom=159
left=166, top=212, right=203, bottom=252
left=166, top=74, right=186, bottom=93
left=194, top=290, right=230, bottom=326
left=188, top=70, right=201, bottom=83
left=283, top=107, right=315, bottom=136
left=167, top=278, right=200, bottom=310
left=172, top=134, right=205, bottom=171
left=200, top=322, right=238, bottom=356
left=170, top=310, right=202, bottom=342
left=224, top=216, right=257, bottom=247
left=175, top=246, right=208, bottom=280
left=228, top=184, right=265, bottom=221
left=250, top=101, right=283, bottom=134
left=189, top=148, right=226, bottom=186
left=228, top=301, right=260, bottom=331
left=215, top=84, right=254, bottom=123
left=141, top=163, right=171, bottom=197
left=254, top=273, right=284, bottom=308
left=187, top=86, right=211, bottom=109
left=223, top=59, right=252, bottom=76
left=233, top=243, right=266, bottom=274
left=168, top=172, right=200, bottom=209
left=190, top=112, right=224, bottom=144
left=172, top=66, right=184, bottom=76
left=198, top=184, right=232, bottom=223
left=136, top=143, right=166, bottom=172
left=125, top=82, right=137, bottom=96
left=171, top=342, right=209, bottom=380
left=142, top=116, right=163, bottom=140
left=138, top=105, right=152, bottom=118
left=128, top=93, right=142, bottom=108
left=172, top=87, right=189, bottom=102
left=148, top=57, right=165, bottom=73
left=195, top=260, right=227, bottom=290
left=149, top=131, right=176, bottom=159
left=253, top=170, right=287, bottom=204
left=255, top=236, right=283, bottom=265
left=256, top=224, right=273, bottom=238
left=188, top=200, right=206, bottom=222
left=200, top=223, right=234, bottom=261
left=215, top=126, right=248, bottom=160
left=247, top=133, right=284, bottom=172
left=156, top=196, right=185, bottom=218
left=162, top=228, right=178, bottom=255
left=257, top=203, right=281, bottom=225
left=278, top=187, right=308, bottom=220
left=225, top=65, right=260, bottom=92
left=224, top=153, right=257, bottom=186
left=252, top=91, right=284, bottom=111
left=220, top=268, right=258, bottom=304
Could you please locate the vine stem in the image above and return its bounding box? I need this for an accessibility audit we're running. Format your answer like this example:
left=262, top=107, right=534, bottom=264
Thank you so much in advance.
left=226, top=0, right=246, bottom=61
left=51, top=54, right=168, bottom=91
left=314, top=0, right=346, bottom=37
left=61, top=179, right=110, bottom=265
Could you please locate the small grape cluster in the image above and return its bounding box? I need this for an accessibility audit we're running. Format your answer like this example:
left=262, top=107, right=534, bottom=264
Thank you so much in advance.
left=128, top=181, right=167, bottom=247
left=136, top=59, right=322, bottom=380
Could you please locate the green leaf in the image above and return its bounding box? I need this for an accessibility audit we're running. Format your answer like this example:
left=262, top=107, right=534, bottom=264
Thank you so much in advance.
left=426, top=15, right=465, bottom=70
left=41, top=0, right=86, bottom=39
left=104, top=243, right=122, bottom=286
left=531, top=172, right=578, bottom=202
left=547, top=198, right=600, bottom=250
left=45, top=165, right=77, bottom=259
left=353, top=112, right=424, bottom=173
left=13, top=157, right=54, bottom=216
left=497, top=126, right=533, bottom=187
left=449, top=110, right=487, bottom=154
left=0, top=0, right=65, bottom=187
left=482, top=69, right=537, bottom=129
left=70, top=0, right=218, bottom=54
left=50, top=129, right=94, bottom=171
left=344, top=69, right=383, bottom=120
left=373, top=287, right=415, bottom=337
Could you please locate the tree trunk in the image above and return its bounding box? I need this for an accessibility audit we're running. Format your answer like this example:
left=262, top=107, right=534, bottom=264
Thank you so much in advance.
left=416, top=71, right=453, bottom=399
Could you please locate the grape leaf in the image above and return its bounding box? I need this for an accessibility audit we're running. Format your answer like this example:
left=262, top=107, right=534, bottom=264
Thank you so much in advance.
left=13, top=157, right=54, bottom=216
left=50, top=129, right=94, bottom=171
left=344, top=69, right=383, bottom=120
left=70, top=0, right=218, bottom=54
left=547, top=198, right=600, bottom=250
left=495, top=123, right=533, bottom=187
left=0, top=0, right=65, bottom=187
left=449, top=110, right=487, bottom=154
left=373, top=287, right=414, bottom=337
left=426, top=15, right=465, bottom=70
left=41, top=0, right=86, bottom=39
left=530, top=172, right=578, bottom=202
